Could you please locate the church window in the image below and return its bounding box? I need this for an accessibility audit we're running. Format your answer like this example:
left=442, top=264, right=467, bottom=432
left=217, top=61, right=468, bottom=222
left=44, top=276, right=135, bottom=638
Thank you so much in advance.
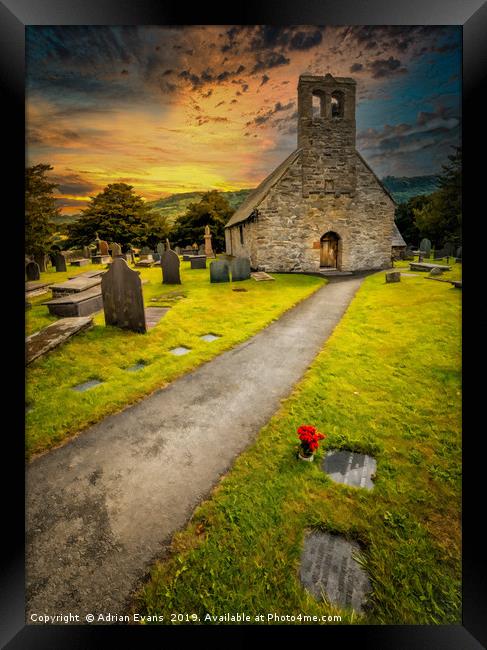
left=239, top=224, right=244, bottom=245
left=331, top=91, right=344, bottom=118
left=312, top=90, right=325, bottom=119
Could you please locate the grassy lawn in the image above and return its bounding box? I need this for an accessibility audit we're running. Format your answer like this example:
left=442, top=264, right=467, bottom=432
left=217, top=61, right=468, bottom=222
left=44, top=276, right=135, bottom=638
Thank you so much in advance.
left=26, top=262, right=325, bottom=459
left=135, top=268, right=461, bottom=625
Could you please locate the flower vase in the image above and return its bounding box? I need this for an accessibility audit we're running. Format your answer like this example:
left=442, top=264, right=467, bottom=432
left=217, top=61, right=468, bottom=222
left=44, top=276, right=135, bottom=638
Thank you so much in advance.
left=298, top=450, right=314, bottom=462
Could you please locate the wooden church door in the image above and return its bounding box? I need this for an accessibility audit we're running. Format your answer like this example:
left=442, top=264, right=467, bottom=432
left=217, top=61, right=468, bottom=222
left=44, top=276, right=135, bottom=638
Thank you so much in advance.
left=320, top=233, right=339, bottom=268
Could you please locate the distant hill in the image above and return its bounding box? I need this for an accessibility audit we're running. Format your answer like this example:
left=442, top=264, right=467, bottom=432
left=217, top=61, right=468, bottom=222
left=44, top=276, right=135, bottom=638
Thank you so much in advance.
left=146, top=189, right=253, bottom=224
left=381, top=175, right=439, bottom=204
left=55, top=176, right=439, bottom=226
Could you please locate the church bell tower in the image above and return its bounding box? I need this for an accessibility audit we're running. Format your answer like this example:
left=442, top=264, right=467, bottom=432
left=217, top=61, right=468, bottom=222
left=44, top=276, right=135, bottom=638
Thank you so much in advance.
left=297, top=74, right=357, bottom=197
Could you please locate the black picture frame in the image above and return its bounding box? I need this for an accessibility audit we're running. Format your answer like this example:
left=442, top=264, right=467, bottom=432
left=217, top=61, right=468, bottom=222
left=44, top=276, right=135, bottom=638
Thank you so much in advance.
left=2, top=1, right=484, bottom=647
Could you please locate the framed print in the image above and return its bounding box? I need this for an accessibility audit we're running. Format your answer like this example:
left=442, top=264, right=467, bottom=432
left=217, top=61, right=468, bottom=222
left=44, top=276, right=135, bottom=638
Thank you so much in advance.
left=1, top=0, right=484, bottom=647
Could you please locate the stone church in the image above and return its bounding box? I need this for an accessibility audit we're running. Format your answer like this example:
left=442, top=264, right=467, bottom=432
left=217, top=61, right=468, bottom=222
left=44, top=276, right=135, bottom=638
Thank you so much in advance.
left=225, top=73, right=406, bottom=272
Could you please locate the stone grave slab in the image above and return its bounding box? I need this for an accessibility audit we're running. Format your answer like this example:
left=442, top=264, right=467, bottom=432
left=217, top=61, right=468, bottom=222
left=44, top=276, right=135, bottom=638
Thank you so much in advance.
left=45, top=286, right=103, bottom=317
left=200, top=334, right=220, bottom=342
left=161, top=249, right=181, bottom=285
left=300, top=531, right=372, bottom=614
left=169, top=346, right=190, bottom=356
left=144, top=307, right=170, bottom=330
left=210, top=260, right=230, bottom=283
left=125, top=362, right=147, bottom=372
left=322, top=449, right=376, bottom=490
left=182, top=254, right=192, bottom=262
left=231, top=257, right=251, bottom=281
left=51, top=276, right=102, bottom=297
left=409, top=262, right=451, bottom=272
left=26, top=316, right=93, bottom=365
left=190, top=255, right=207, bottom=269
left=25, top=281, right=51, bottom=298
left=452, top=281, right=462, bottom=289
left=70, top=258, right=90, bottom=267
left=134, top=259, right=155, bottom=268
left=251, top=271, right=275, bottom=281
left=72, top=379, right=103, bottom=392
left=68, top=269, right=106, bottom=280
left=101, top=258, right=147, bottom=333
left=400, top=273, right=418, bottom=277
left=91, top=255, right=111, bottom=265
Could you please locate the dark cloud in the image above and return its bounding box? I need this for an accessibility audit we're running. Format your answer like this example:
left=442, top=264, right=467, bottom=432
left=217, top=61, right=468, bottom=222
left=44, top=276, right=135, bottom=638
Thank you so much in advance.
left=195, top=115, right=229, bottom=126
left=252, top=52, right=290, bottom=74
left=369, top=56, right=407, bottom=79
left=246, top=101, right=295, bottom=127
left=350, top=63, right=363, bottom=73
left=250, top=26, right=290, bottom=51
left=52, top=173, right=97, bottom=195
left=289, top=30, right=323, bottom=50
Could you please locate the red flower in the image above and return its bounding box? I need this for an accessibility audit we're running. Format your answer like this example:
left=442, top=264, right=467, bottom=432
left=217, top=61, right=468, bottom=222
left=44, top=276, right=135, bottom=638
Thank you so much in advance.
left=297, top=424, right=326, bottom=456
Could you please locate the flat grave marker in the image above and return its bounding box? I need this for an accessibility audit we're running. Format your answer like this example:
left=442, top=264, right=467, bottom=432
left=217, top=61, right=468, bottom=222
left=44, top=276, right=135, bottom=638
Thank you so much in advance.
left=51, top=276, right=102, bottom=296
left=322, top=449, right=377, bottom=490
left=70, top=258, right=90, bottom=267
left=200, top=333, right=220, bottom=342
left=44, top=286, right=103, bottom=317
left=26, top=316, right=94, bottom=365
left=300, top=531, right=372, bottom=614
left=144, top=307, right=170, bottom=330
left=72, top=379, right=103, bottom=392
left=251, top=271, right=275, bottom=281
left=169, top=346, right=190, bottom=356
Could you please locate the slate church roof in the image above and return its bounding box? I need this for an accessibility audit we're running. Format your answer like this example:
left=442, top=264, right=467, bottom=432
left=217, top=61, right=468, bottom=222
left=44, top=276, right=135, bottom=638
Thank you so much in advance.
left=392, top=222, right=407, bottom=247
left=225, top=149, right=301, bottom=228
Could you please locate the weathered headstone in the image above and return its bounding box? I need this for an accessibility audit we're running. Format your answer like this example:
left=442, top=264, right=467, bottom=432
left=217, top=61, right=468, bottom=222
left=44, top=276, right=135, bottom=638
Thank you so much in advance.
left=54, top=253, right=67, bottom=272
left=204, top=224, right=214, bottom=257
left=420, top=238, right=431, bottom=257
left=26, top=261, right=40, bottom=281
left=111, top=242, right=122, bottom=257
left=101, top=258, right=147, bottom=333
left=231, top=256, right=251, bottom=281
left=429, top=267, right=443, bottom=276
left=157, top=242, right=165, bottom=258
left=385, top=271, right=400, bottom=283
left=444, top=241, right=456, bottom=257
left=139, top=246, right=154, bottom=261
left=83, top=245, right=92, bottom=259
left=198, top=245, right=205, bottom=255
left=210, top=260, right=230, bottom=283
left=161, top=249, right=181, bottom=285
left=99, top=240, right=109, bottom=256
left=190, top=255, right=206, bottom=269
left=322, top=450, right=376, bottom=490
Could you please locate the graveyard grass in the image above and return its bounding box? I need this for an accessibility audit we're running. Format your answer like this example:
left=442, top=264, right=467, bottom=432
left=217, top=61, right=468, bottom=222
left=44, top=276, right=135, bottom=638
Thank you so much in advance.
left=135, top=268, right=461, bottom=625
left=26, top=263, right=325, bottom=458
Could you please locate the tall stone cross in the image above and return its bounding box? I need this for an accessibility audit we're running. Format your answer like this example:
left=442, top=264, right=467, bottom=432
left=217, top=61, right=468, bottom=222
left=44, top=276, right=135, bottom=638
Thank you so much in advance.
left=204, top=225, right=214, bottom=257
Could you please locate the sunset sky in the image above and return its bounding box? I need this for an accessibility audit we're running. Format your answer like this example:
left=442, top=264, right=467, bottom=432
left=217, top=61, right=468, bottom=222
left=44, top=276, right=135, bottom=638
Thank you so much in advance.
left=26, top=25, right=461, bottom=215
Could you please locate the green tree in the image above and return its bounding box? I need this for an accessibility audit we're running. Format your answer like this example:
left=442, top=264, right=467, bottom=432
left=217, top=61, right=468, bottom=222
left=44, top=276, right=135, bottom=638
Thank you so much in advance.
left=394, top=194, right=429, bottom=247
left=25, top=164, right=60, bottom=255
left=413, top=147, right=462, bottom=246
left=171, top=190, right=234, bottom=251
left=66, top=183, right=157, bottom=249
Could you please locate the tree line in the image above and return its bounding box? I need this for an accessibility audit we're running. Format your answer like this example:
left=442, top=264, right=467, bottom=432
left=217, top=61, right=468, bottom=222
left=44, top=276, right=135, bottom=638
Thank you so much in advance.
left=26, top=147, right=461, bottom=257
left=25, top=165, right=233, bottom=256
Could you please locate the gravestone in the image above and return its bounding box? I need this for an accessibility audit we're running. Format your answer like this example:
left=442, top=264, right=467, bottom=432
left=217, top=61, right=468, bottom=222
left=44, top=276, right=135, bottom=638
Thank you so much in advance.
left=99, top=240, right=109, bottom=256
left=444, top=241, right=456, bottom=257
left=175, top=246, right=181, bottom=255
left=165, top=238, right=171, bottom=250
left=83, top=245, right=92, bottom=259
left=111, top=242, right=122, bottom=257
left=231, top=257, right=251, bottom=281
left=101, top=257, right=147, bottom=333
left=419, top=238, right=431, bottom=257
left=198, top=245, right=205, bottom=255
left=161, top=249, right=181, bottom=285
left=300, top=531, right=372, bottom=614
left=322, top=450, right=377, bottom=490
left=55, top=253, right=67, bottom=272
left=190, top=255, right=206, bottom=269
left=204, top=224, right=214, bottom=257
left=182, top=254, right=192, bottom=262
left=210, top=260, right=230, bottom=283
left=157, top=242, right=165, bottom=258
left=45, top=286, right=103, bottom=317
left=26, top=261, right=40, bottom=281
left=456, top=246, right=462, bottom=259
left=71, top=258, right=90, bottom=266
left=385, top=271, right=400, bottom=283
left=139, top=246, right=154, bottom=261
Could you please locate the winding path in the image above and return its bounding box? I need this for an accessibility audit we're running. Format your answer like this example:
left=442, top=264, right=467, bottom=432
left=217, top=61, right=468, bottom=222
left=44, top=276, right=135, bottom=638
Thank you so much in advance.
left=26, top=275, right=364, bottom=620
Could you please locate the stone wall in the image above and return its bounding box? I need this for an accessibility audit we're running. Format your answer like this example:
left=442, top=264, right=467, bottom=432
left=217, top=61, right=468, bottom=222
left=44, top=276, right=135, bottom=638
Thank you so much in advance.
left=226, top=152, right=395, bottom=273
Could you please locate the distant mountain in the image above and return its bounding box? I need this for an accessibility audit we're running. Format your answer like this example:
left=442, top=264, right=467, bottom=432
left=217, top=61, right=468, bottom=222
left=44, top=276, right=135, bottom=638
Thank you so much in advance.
left=381, top=175, right=439, bottom=204
left=55, top=176, right=438, bottom=226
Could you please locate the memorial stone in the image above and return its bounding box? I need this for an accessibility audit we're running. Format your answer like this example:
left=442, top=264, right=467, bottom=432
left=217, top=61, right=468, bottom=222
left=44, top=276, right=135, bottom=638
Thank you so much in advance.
left=26, top=261, right=40, bottom=281
left=101, top=258, right=147, bottom=333
left=55, top=253, right=67, bottom=272
left=210, top=260, right=230, bottom=283
left=161, top=249, right=181, bottom=285
left=231, top=257, right=251, bottom=281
